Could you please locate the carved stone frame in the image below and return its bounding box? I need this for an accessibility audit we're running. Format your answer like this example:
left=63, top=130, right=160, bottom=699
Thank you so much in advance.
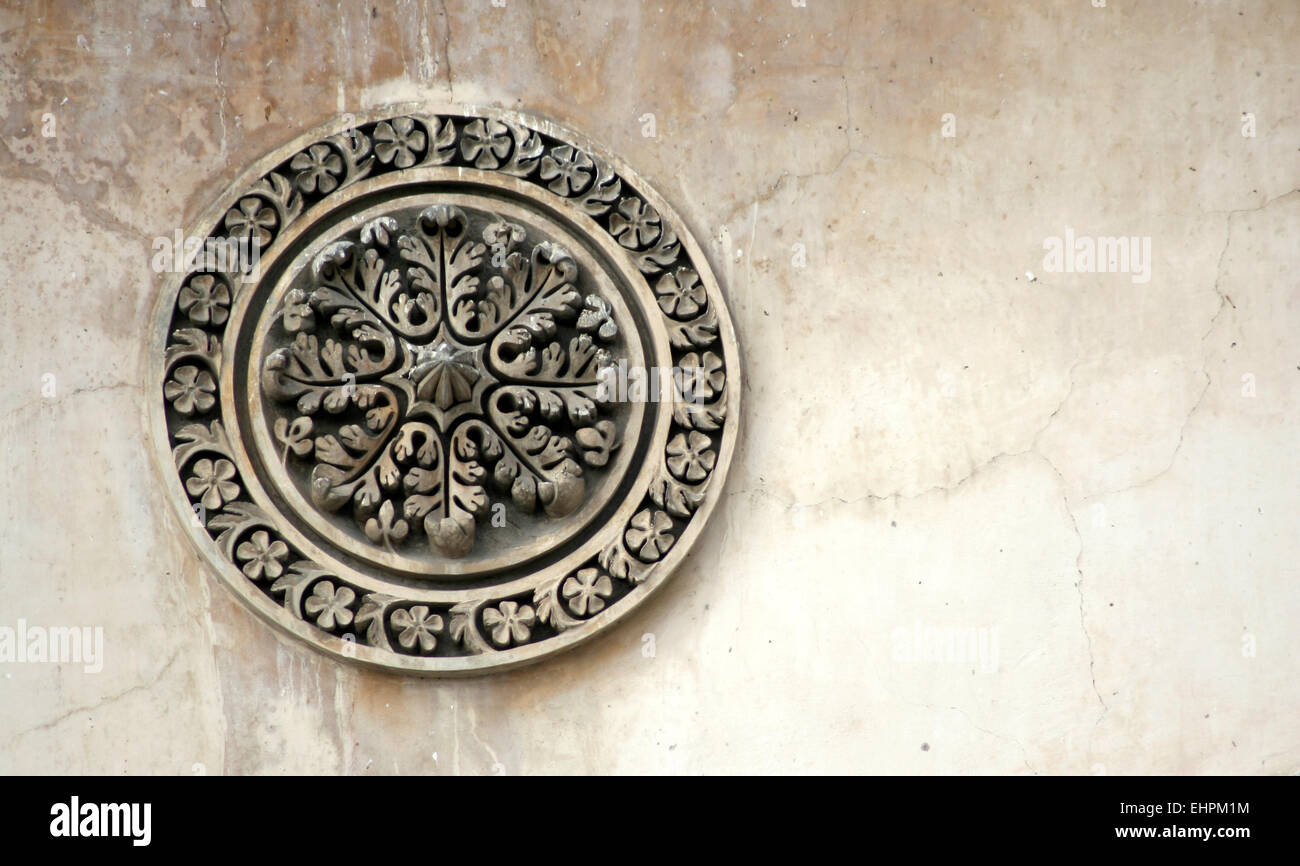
left=146, top=106, right=740, bottom=675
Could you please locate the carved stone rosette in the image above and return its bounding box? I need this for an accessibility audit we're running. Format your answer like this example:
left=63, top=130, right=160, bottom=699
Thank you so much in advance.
left=148, top=108, right=740, bottom=675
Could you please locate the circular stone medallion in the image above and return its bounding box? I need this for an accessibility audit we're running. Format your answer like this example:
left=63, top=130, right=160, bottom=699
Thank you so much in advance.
left=149, top=107, right=740, bottom=675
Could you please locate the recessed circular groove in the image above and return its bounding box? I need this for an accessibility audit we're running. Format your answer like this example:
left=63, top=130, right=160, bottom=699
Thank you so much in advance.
left=149, top=107, right=740, bottom=675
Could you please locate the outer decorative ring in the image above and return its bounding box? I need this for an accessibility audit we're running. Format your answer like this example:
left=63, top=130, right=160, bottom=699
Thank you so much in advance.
left=146, top=106, right=740, bottom=675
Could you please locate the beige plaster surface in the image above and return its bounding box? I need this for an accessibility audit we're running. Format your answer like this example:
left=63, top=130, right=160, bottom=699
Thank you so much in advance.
left=0, top=0, right=1297, bottom=774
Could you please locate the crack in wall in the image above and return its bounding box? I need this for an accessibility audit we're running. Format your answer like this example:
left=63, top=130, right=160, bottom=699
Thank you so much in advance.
left=438, top=0, right=455, bottom=101
left=214, top=0, right=234, bottom=157
left=11, top=649, right=180, bottom=743
left=2, top=380, right=139, bottom=419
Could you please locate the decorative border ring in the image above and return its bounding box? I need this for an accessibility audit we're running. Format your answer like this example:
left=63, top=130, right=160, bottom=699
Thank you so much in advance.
left=146, top=106, right=740, bottom=675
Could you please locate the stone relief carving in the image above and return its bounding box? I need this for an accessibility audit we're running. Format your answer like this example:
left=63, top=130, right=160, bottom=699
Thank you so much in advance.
left=150, top=108, right=740, bottom=674
left=260, top=206, right=620, bottom=558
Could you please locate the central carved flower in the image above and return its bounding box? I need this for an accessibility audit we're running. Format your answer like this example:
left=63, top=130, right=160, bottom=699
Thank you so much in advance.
left=261, top=205, right=623, bottom=559
left=405, top=339, right=480, bottom=410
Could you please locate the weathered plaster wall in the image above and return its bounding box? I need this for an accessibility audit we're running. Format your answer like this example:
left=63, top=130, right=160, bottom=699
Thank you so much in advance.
left=1, top=0, right=1297, bottom=774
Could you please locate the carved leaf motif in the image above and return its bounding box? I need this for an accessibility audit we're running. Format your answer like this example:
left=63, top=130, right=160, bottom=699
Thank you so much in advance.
left=165, top=327, right=221, bottom=372
left=364, top=499, right=409, bottom=548
left=354, top=593, right=399, bottom=649
left=209, top=501, right=274, bottom=560
left=247, top=171, right=303, bottom=231
left=634, top=222, right=681, bottom=275
left=672, top=384, right=728, bottom=431
left=575, top=419, right=618, bottom=467
left=576, top=294, right=618, bottom=342
left=325, top=128, right=375, bottom=190
left=448, top=601, right=492, bottom=654
left=304, top=389, right=401, bottom=517
left=396, top=422, right=443, bottom=522
left=172, top=419, right=233, bottom=468
left=418, top=116, right=457, bottom=166
left=271, top=248, right=401, bottom=380
left=578, top=156, right=621, bottom=216
left=487, top=245, right=585, bottom=376
left=422, top=427, right=490, bottom=557
left=484, top=394, right=586, bottom=519
left=533, top=576, right=583, bottom=632
left=499, top=123, right=544, bottom=177
left=397, top=206, right=485, bottom=340
left=270, top=560, right=332, bottom=613
left=599, top=536, right=652, bottom=585
left=648, top=468, right=707, bottom=518
left=667, top=308, right=719, bottom=349
left=274, top=416, right=314, bottom=458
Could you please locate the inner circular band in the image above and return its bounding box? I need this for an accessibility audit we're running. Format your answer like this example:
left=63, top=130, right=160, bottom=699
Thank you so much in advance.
left=226, top=174, right=665, bottom=590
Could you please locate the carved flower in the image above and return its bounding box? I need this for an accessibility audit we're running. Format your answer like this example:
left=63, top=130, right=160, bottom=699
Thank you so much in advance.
left=665, top=431, right=716, bottom=482
left=165, top=365, right=217, bottom=415
left=235, top=529, right=290, bottom=580
left=290, top=143, right=344, bottom=194
left=304, top=580, right=356, bottom=630
left=482, top=600, right=535, bottom=647
left=654, top=267, right=706, bottom=318
left=460, top=118, right=512, bottom=169
left=678, top=350, right=725, bottom=401
left=391, top=604, right=443, bottom=652
left=625, top=508, right=675, bottom=562
left=177, top=274, right=230, bottom=326
left=539, top=145, right=594, bottom=196
left=373, top=117, right=426, bottom=169
left=562, top=567, right=613, bottom=616
left=260, top=204, right=625, bottom=559
left=185, top=457, right=240, bottom=510
left=609, top=197, right=661, bottom=249
left=224, top=196, right=277, bottom=248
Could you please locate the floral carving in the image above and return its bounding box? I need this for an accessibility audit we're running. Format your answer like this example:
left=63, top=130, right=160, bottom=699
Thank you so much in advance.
left=679, top=350, right=725, bottom=401
left=290, top=143, right=344, bottom=194
left=539, top=145, right=594, bottom=196
left=482, top=600, right=536, bottom=647
left=625, top=508, right=675, bottom=562
left=305, top=580, right=356, bottom=630
left=260, top=204, right=623, bottom=558
left=165, top=365, right=217, bottom=415
left=224, top=196, right=277, bottom=248
left=654, top=267, right=706, bottom=318
left=391, top=605, right=443, bottom=652
left=373, top=117, right=426, bottom=168
left=160, top=111, right=736, bottom=671
left=562, top=567, right=613, bottom=616
left=178, top=274, right=230, bottom=326
left=609, top=197, right=662, bottom=249
left=186, top=457, right=240, bottom=510
left=665, top=431, right=716, bottom=482
left=236, top=529, right=289, bottom=580
left=460, top=118, right=513, bottom=169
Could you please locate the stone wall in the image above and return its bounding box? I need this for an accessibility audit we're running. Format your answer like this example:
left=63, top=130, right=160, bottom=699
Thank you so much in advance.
left=1, top=0, right=1297, bottom=774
